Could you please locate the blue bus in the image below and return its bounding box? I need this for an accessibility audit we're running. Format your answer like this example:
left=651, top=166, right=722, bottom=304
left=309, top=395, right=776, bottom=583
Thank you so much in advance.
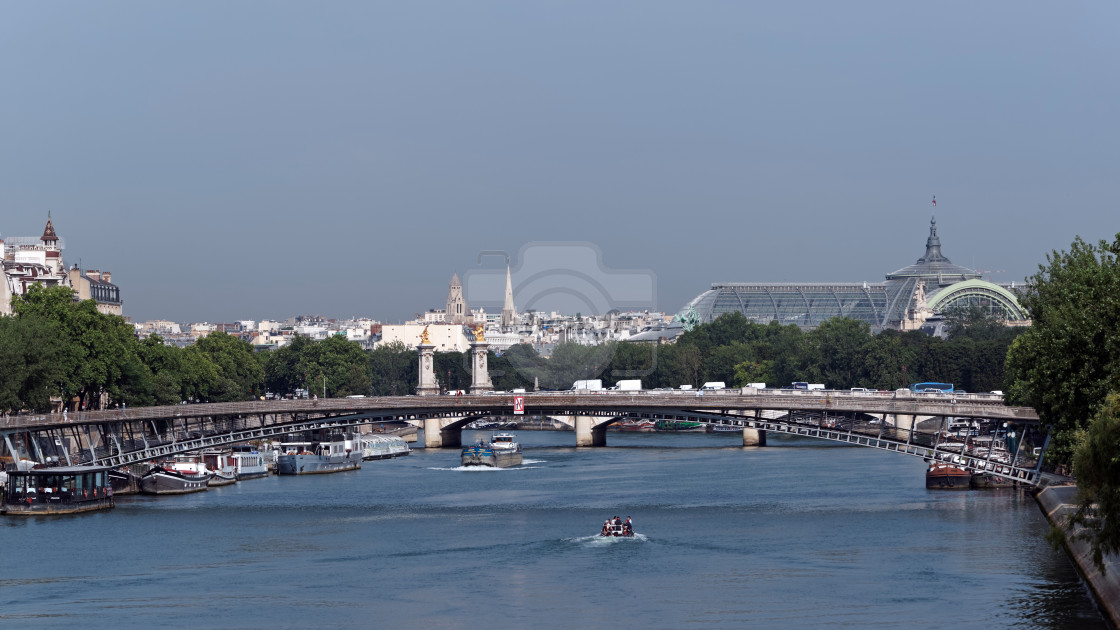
left=910, top=382, right=954, bottom=393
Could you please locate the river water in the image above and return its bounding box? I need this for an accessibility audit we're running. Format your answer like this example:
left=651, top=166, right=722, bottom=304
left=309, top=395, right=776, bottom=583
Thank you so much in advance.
left=1, top=430, right=1106, bottom=629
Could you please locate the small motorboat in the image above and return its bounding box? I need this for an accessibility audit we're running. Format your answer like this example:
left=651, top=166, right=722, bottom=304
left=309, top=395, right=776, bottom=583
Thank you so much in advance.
left=600, top=517, right=635, bottom=537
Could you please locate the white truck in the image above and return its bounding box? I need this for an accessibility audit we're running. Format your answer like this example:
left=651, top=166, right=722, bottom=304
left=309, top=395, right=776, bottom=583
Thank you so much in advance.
left=746, top=382, right=766, bottom=389
left=701, top=382, right=726, bottom=390
left=571, top=379, right=604, bottom=392
left=611, top=379, right=642, bottom=391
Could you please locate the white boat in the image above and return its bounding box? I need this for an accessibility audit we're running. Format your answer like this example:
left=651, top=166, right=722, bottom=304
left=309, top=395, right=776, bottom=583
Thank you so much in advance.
left=277, top=436, right=361, bottom=475
left=358, top=434, right=410, bottom=460
left=230, top=445, right=269, bottom=480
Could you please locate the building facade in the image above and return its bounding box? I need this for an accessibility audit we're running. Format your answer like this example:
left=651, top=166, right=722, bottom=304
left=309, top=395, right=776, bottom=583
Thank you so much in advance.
left=2, top=216, right=123, bottom=317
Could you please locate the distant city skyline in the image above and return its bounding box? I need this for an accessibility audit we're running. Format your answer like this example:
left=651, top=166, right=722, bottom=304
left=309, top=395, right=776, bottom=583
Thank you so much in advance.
left=3, top=3, right=1117, bottom=323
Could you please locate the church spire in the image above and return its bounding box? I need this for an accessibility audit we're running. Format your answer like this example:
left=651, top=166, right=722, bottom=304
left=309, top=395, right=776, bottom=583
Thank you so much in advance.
left=500, top=263, right=516, bottom=330
left=41, top=211, right=59, bottom=244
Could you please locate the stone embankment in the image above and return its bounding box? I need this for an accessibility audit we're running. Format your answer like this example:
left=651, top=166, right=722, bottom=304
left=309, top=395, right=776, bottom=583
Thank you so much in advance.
left=1035, top=482, right=1120, bottom=627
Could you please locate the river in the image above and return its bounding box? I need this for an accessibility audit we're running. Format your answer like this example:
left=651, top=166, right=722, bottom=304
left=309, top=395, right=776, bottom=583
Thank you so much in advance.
left=1, top=430, right=1106, bottom=629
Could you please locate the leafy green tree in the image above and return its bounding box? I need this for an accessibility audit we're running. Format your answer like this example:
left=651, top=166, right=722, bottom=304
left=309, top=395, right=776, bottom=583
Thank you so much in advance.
left=138, top=335, right=188, bottom=405
left=194, top=332, right=264, bottom=401
left=1005, top=234, right=1120, bottom=463
left=732, top=359, right=774, bottom=387
left=0, top=315, right=68, bottom=412
left=802, top=318, right=871, bottom=389
left=433, top=351, right=469, bottom=393
left=493, top=344, right=544, bottom=390
left=1051, top=393, right=1120, bottom=573
left=263, top=334, right=370, bottom=398
left=13, top=285, right=143, bottom=409
left=369, top=340, right=416, bottom=396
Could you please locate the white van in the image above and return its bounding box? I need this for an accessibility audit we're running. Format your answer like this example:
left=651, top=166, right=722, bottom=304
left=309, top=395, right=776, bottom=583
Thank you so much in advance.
left=701, top=382, right=726, bottom=391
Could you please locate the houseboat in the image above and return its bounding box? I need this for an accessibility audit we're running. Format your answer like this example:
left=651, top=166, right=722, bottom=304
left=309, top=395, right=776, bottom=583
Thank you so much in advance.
left=201, top=450, right=238, bottom=486
left=230, top=445, right=269, bottom=480
left=276, top=436, right=362, bottom=475
left=2, top=466, right=115, bottom=515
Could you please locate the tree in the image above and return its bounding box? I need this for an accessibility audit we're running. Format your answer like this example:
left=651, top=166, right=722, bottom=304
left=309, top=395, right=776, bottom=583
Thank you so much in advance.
left=1051, top=393, right=1120, bottom=573
left=1005, top=233, right=1120, bottom=463
left=802, top=318, right=871, bottom=389
left=264, top=334, right=370, bottom=398
left=194, top=332, right=264, bottom=401
left=13, top=285, right=144, bottom=409
left=0, top=315, right=68, bottom=412
left=369, top=340, right=416, bottom=396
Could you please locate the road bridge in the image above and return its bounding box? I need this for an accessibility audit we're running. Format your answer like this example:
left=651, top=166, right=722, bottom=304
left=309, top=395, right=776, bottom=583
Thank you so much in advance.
left=1, top=388, right=1044, bottom=484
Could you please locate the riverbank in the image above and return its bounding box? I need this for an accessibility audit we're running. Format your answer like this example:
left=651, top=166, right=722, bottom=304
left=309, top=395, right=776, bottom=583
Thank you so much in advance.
left=1035, top=482, right=1120, bottom=628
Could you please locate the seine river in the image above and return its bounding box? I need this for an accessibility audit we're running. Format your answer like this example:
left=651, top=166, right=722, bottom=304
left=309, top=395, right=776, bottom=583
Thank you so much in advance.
left=1, top=430, right=1106, bottom=629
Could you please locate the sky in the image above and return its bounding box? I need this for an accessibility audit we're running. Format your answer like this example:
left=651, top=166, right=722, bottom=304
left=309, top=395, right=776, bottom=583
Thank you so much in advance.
left=2, top=2, right=1117, bottom=323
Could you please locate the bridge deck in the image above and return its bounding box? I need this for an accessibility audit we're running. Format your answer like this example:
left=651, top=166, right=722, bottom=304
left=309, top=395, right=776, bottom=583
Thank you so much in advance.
left=1, top=390, right=1044, bottom=485
left=0, top=389, right=1038, bottom=431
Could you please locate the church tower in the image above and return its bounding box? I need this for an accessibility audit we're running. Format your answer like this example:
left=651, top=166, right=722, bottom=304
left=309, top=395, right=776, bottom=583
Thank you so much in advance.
left=500, top=263, right=516, bottom=330
left=40, top=212, right=63, bottom=275
left=446, top=273, right=469, bottom=324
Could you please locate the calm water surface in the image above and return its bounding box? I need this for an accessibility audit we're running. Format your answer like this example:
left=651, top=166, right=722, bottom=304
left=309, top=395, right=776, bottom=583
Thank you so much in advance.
left=1, top=431, right=1106, bottom=629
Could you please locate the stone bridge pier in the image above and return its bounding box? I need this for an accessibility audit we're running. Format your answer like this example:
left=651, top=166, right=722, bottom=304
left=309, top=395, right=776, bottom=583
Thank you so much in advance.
left=742, top=425, right=767, bottom=447
left=573, top=415, right=610, bottom=447
left=730, top=409, right=767, bottom=447
left=412, top=417, right=468, bottom=448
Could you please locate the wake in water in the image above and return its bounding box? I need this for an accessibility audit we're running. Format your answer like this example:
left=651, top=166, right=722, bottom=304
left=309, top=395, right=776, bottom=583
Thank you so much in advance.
left=427, top=464, right=544, bottom=472
left=567, top=533, right=649, bottom=546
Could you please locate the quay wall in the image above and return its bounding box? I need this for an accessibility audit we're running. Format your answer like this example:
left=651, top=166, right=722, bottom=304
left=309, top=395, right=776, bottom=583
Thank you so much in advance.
left=1035, top=484, right=1120, bottom=628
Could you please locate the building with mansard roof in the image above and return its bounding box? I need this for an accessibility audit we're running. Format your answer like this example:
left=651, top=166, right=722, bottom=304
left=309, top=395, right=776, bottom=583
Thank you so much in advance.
left=679, top=218, right=1028, bottom=333
left=1, top=215, right=123, bottom=317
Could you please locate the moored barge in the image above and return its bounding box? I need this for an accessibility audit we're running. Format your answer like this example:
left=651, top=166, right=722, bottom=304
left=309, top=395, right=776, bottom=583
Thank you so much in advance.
left=139, top=465, right=210, bottom=495
left=926, top=463, right=970, bottom=490
left=2, top=466, right=115, bottom=515
left=277, top=436, right=361, bottom=475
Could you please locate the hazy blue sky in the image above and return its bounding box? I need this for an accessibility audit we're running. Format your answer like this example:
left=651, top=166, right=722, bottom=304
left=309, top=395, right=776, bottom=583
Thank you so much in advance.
left=3, top=2, right=1117, bottom=323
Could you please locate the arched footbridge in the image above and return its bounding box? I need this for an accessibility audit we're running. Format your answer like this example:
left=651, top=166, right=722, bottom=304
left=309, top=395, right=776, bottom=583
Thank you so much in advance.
left=0, top=389, right=1045, bottom=485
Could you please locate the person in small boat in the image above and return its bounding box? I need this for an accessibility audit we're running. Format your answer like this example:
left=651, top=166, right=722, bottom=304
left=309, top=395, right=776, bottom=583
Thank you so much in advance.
left=624, top=517, right=633, bottom=535
left=602, top=520, right=611, bottom=536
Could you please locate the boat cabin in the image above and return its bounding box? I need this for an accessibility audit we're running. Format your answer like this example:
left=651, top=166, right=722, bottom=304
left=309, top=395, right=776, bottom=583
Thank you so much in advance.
left=2, top=466, right=115, bottom=515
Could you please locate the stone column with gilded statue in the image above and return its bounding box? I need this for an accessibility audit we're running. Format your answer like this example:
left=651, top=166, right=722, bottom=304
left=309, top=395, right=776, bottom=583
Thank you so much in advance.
left=416, top=326, right=439, bottom=396
left=470, top=324, right=494, bottom=394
